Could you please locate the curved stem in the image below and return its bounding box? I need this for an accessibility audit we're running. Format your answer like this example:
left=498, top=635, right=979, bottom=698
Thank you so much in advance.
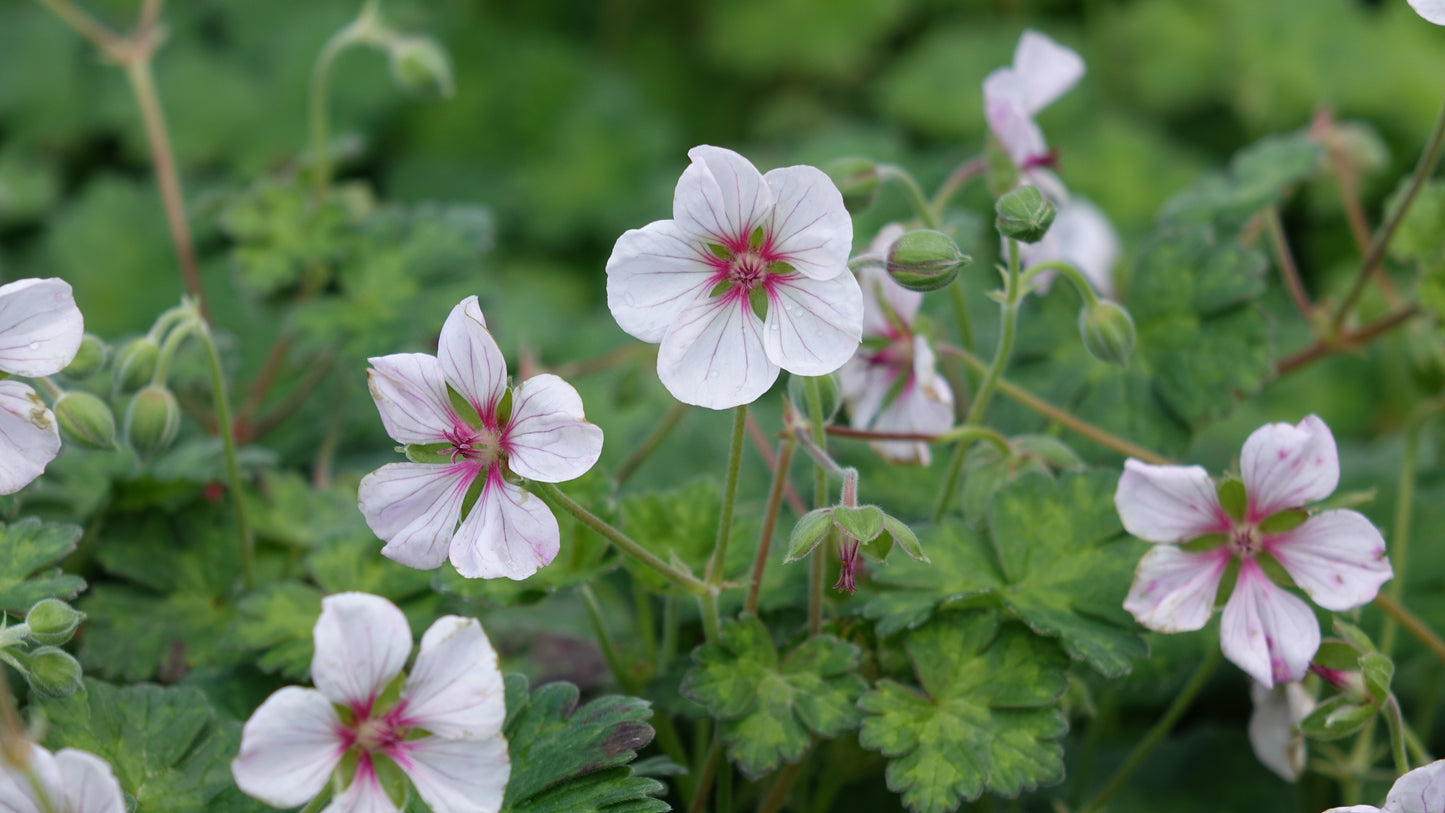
left=34, top=0, right=126, bottom=55
left=746, top=436, right=795, bottom=616
left=1277, top=304, right=1421, bottom=377
left=1264, top=206, right=1314, bottom=325
left=194, top=318, right=255, bottom=590
left=1385, top=695, right=1412, bottom=774
left=805, top=376, right=830, bottom=635
left=308, top=4, right=383, bottom=198
left=1018, top=260, right=1102, bottom=309
left=615, top=401, right=689, bottom=486
left=928, top=155, right=987, bottom=223
left=878, top=164, right=940, bottom=230
left=1374, top=592, right=1445, bottom=668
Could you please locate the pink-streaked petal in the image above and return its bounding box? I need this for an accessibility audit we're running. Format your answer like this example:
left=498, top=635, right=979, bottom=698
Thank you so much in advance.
left=1241, top=414, right=1339, bottom=520
left=870, top=378, right=954, bottom=467
left=450, top=471, right=560, bottom=580
left=674, top=145, right=773, bottom=245
left=367, top=353, right=460, bottom=445
left=1011, top=30, right=1085, bottom=114
left=606, top=220, right=716, bottom=343
left=657, top=295, right=777, bottom=409
left=55, top=749, right=125, bottom=813
left=503, top=374, right=603, bottom=483
left=1123, top=545, right=1230, bottom=633
left=1220, top=561, right=1320, bottom=689
left=1114, top=459, right=1231, bottom=543
left=312, top=593, right=413, bottom=710
left=0, top=380, right=60, bottom=496
left=395, top=735, right=509, bottom=813
left=400, top=616, right=507, bottom=740
left=232, top=687, right=346, bottom=808
left=1410, top=0, right=1445, bottom=23
left=763, top=272, right=864, bottom=377
left=839, top=356, right=893, bottom=431
left=1322, top=808, right=1381, bottom=813
left=1267, top=509, right=1391, bottom=612
left=438, top=296, right=508, bottom=420
left=321, top=763, right=399, bottom=813
left=762, top=165, right=852, bottom=281
left=856, top=263, right=922, bottom=338
left=1248, top=681, right=1314, bottom=783
left=983, top=69, right=1047, bottom=167
left=358, top=462, right=475, bottom=570
left=0, top=278, right=84, bottom=378
left=1020, top=199, right=1120, bottom=298
left=1383, top=760, right=1445, bottom=812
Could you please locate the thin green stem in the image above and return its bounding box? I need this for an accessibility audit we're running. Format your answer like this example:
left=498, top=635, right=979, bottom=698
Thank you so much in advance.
left=928, top=155, right=987, bottom=223
left=32, top=377, right=63, bottom=401
left=1264, top=206, right=1315, bottom=325
left=950, top=283, right=976, bottom=353
left=149, top=319, right=195, bottom=386
left=633, top=580, right=658, bottom=667
left=805, top=377, right=830, bottom=635
left=34, top=0, right=126, bottom=55
left=308, top=4, right=383, bottom=197
left=195, top=318, right=255, bottom=590
left=615, top=401, right=689, bottom=486
left=1380, top=414, right=1428, bottom=656
left=1018, top=260, right=1103, bottom=308
left=935, top=425, right=1013, bottom=456
left=746, top=436, right=795, bottom=616
left=879, top=164, right=940, bottom=229
left=689, top=742, right=721, bottom=813
left=757, top=760, right=804, bottom=813
left=706, top=406, right=748, bottom=586
left=1077, top=646, right=1222, bottom=813
left=1374, top=592, right=1445, bottom=669
left=1384, top=696, right=1412, bottom=775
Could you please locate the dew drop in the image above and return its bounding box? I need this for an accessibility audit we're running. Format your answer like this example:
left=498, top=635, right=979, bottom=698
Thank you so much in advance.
left=708, top=369, right=720, bottom=379
left=27, top=341, right=40, bottom=350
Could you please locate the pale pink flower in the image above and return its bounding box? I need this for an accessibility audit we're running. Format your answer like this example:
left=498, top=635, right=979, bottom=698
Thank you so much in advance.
left=606, top=145, right=864, bottom=409
left=0, top=278, right=83, bottom=495
left=1017, top=199, right=1120, bottom=297
left=359, top=296, right=603, bottom=580
left=1325, top=759, right=1445, bottom=812
left=0, top=744, right=124, bottom=813
left=1248, top=680, right=1315, bottom=782
left=1116, top=415, right=1392, bottom=688
left=983, top=30, right=1085, bottom=201
left=838, top=225, right=954, bottom=465
left=232, top=593, right=509, bottom=813
left=1409, top=0, right=1445, bottom=24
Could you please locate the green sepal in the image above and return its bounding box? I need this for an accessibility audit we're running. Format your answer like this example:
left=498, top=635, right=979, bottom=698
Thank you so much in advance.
left=880, top=514, right=927, bottom=563
left=1313, top=641, right=1360, bottom=672
left=1333, top=618, right=1379, bottom=654
left=785, top=509, right=836, bottom=563
left=15, top=645, right=84, bottom=697
left=749, top=286, right=770, bottom=321
left=1217, top=478, right=1246, bottom=521
left=1180, top=532, right=1229, bottom=553
left=709, top=280, right=732, bottom=298
left=460, top=470, right=489, bottom=519
left=447, top=384, right=483, bottom=429
left=749, top=225, right=766, bottom=251
left=708, top=242, right=733, bottom=260
left=1299, top=695, right=1376, bottom=741
left=832, top=505, right=885, bottom=543
left=372, top=752, right=411, bottom=807
left=1359, top=652, right=1394, bottom=706
left=769, top=261, right=797, bottom=277
left=1259, top=508, right=1309, bottom=534
left=496, top=387, right=514, bottom=427
left=405, top=442, right=454, bottom=463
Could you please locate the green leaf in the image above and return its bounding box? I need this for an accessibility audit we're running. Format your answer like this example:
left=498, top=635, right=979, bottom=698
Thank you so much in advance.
left=1160, top=132, right=1324, bottom=226
left=0, top=517, right=85, bottom=614
left=39, top=679, right=243, bottom=812
left=960, top=435, right=1086, bottom=523
left=618, top=479, right=756, bottom=593
left=501, top=676, right=666, bottom=813
left=230, top=582, right=323, bottom=679
left=859, top=610, right=1069, bottom=813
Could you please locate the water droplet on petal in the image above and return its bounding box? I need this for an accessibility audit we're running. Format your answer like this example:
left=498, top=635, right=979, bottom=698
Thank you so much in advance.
left=28, top=341, right=40, bottom=350
left=708, top=369, right=720, bottom=379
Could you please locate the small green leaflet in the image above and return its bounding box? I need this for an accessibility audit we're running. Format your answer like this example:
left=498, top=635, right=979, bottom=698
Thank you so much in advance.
left=859, top=610, right=1070, bottom=813
left=1159, top=131, right=1324, bottom=227
left=0, top=517, right=85, bottom=613
left=680, top=615, right=866, bottom=779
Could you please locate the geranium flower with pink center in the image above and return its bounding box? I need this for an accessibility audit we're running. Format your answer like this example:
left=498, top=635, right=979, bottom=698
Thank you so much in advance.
left=838, top=225, right=954, bottom=465
left=606, top=145, right=864, bottom=409
left=0, top=744, right=124, bottom=813
left=359, top=296, right=603, bottom=580
left=232, top=592, right=509, bottom=812
left=0, top=278, right=84, bottom=495
left=1115, top=415, right=1392, bottom=688
left=983, top=30, right=1085, bottom=202
left=1326, top=759, right=1445, bottom=812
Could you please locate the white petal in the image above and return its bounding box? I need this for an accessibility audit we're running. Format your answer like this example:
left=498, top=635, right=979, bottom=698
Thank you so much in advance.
left=503, top=374, right=603, bottom=483
left=840, top=356, right=893, bottom=431
left=450, top=471, right=560, bottom=580
left=0, top=380, right=60, bottom=496
left=1383, top=760, right=1445, bottom=812
left=321, top=765, right=399, bottom=813
left=1028, top=199, right=1119, bottom=298
left=762, top=165, right=852, bottom=281
left=856, top=263, right=922, bottom=338
left=1322, top=808, right=1382, bottom=813
left=1114, top=459, right=1231, bottom=543
left=312, top=593, right=413, bottom=710
left=0, top=278, right=84, bottom=378
left=0, top=744, right=59, bottom=813
left=437, top=297, right=508, bottom=420
left=1409, top=0, right=1445, bottom=24
left=232, top=687, right=346, bottom=807
left=762, top=272, right=864, bottom=377
left=1220, top=562, right=1320, bottom=689
left=606, top=220, right=716, bottom=343
left=1011, top=30, right=1085, bottom=114
left=657, top=295, right=777, bottom=409
left=869, top=341, right=954, bottom=465
left=400, top=616, right=507, bottom=740
left=1241, top=414, right=1340, bottom=520
left=394, top=735, right=509, bottom=813
left=55, top=749, right=126, bottom=813
left=359, top=462, right=475, bottom=570
left=367, top=353, right=462, bottom=445
left=1123, top=545, right=1230, bottom=633
left=674, top=145, right=773, bottom=245
left=1248, top=681, right=1315, bottom=782
left=983, top=69, right=1047, bottom=167
left=1267, top=510, right=1391, bottom=612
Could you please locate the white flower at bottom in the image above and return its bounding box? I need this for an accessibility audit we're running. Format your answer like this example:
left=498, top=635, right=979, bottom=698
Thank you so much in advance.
left=1325, top=759, right=1445, bottom=812
left=1248, top=680, right=1315, bottom=782
left=0, top=744, right=125, bottom=813
left=232, top=593, right=510, bottom=813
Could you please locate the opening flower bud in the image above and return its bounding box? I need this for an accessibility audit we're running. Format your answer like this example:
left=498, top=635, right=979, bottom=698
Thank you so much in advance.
left=387, top=34, right=455, bottom=99
left=24, top=599, right=84, bottom=646
left=1078, top=299, right=1137, bottom=366
left=124, top=384, right=181, bottom=459
left=53, top=391, right=118, bottom=451
left=787, top=373, right=842, bottom=423
left=885, top=229, right=971, bottom=293
left=62, top=334, right=108, bottom=379
left=824, top=156, right=881, bottom=214
left=995, top=185, right=1056, bottom=243
left=15, top=647, right=83, bottom=698
left=113, top=337, right=159, bottom=393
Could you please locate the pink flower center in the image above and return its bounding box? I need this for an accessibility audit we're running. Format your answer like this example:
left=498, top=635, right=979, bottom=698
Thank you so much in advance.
left=1231, top=524, right=1262, bottom=558
left=443, top=425, right=503, bottom=467
left=703, top=228, right=795, bottom=303
left=1021, top=147, right=1060, bottom=171
left=339, top=700, right=413, bottom=762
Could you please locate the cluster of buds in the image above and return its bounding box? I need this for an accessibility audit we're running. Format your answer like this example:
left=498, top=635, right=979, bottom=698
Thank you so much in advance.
left=0, top=598, right=86, bottom=698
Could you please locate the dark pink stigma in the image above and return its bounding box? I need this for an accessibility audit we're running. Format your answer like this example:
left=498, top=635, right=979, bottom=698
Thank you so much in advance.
left=1021, top=148, right=1059, bottom=171
left=834, top=539, right=861, bottom=594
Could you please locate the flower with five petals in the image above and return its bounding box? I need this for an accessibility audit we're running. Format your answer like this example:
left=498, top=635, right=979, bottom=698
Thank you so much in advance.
left=0, top=744, right=124, bottom=813
left=0, top=278, right=84, bottom=495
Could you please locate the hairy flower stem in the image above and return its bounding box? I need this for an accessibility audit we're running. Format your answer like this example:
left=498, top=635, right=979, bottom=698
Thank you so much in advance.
left=194, top=315, right=256, bottom=590
left=1276, top=304, right=1421, bottom=376
left=1077, top=647, right=1222, bottom=813
left=745, top=436, right=796, bottom=616
left=1019, top=260, right=1103, bottom=309
left=308, top=0, right=383, bottom=198
left=928, top=155, right=988, bottom=224
left=805, top=376, right=830, bottom=635
left=878, top=164, right=941, bottom=229
left=614, top=401, right=689, bottom=486
left=1375, top=592, right=1445, bottom=668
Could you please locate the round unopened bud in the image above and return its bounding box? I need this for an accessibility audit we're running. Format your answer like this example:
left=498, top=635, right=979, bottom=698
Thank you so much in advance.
left=113, top=337, right=159, bottom=393
left=885, top=230, right=970, bottom=292
left=995, top=185, right=1056, bottom=243
left=24, top=599, right=84, bottom=646
left=17, top=647, right=83, bottom=698
left=53, top=391, right=117, bottom=451
left=62, top=334, right=108, bottom=379
left=124, top=385, right=181, bottom=459
left=388, top=34, right=455, bottom=99
left=824, top=157, right=881, bottom=214
left=787, top=373, right=842, bottom=423
left=1078, top=300, right=1137, bottom=366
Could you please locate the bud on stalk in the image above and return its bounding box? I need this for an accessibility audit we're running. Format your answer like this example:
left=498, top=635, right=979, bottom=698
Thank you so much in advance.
left=886, top=229, right=970, bottom=292
left=995, top=185, right=1056, bottom=243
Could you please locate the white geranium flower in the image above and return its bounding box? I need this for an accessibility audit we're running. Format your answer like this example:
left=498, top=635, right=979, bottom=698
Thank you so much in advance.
left=0, top=744, right=125, bottom=813
left=0, top=278, right=83, bottom=495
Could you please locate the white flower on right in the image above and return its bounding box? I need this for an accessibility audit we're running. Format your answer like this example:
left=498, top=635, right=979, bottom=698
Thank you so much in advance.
left=1409, top=0, right=1445, bottom=24
left=1017, top=198, right=1120, bottom=297
left=0, top=278, right=84, bottom=495
left=0, top=744, right=125, bottom=813
left=983, top=30, right=1085, bottom=201
left=1325, top=759, right=1445, bottom=812
left=1116, top=415, right=1393, bottom=688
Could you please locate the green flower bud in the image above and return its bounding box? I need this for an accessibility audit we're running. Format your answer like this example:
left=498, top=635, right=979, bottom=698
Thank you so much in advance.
left=823, top=156, right=881, bottom=214
left=995, top=185, right=1056, bottom=243
left=62, top=334, right=108, bottom=379
left=113, top=336, right=159, bottom=393
left=388, top=34, right=455, bottom=99
left=52, top=391, right=118, bottom=451
left=124, top=385, right=181, bottom=459
left=16, top=646, right=83, bottom=698
left=787, top=373, right=842, bottom=423
left=24, top=599, right=84, bottom=646
left=1078, top=300, right=1137, bottom=366
left=885, top=229, right=971, bottom=293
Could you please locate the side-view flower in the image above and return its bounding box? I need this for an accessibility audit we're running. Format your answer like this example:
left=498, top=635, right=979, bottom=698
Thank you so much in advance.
left=983, top=29, right=1084, bottom=200
left=232, top=592, right=510, bottom=813
left=1116, top=415, right=1393, bottom=687
left=606, top=144, right=864, bottom=409
left=359, top=295, right=603, bottom=580
left=0, top=278, right=84, bottom=495
left=0, top=743, right=125, bottom=813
